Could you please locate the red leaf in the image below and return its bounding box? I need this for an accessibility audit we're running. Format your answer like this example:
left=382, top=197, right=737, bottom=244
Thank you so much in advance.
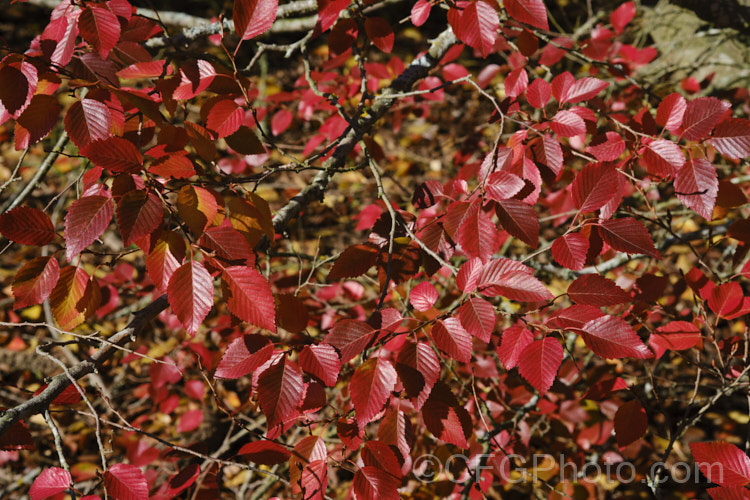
left=610, top=1, right=635, bottom=33
left=206, top=99, right=243, bottom=138
left=64, top=195, right=113, bottom=260
left=656, top=93, right=686, bottom=132
left=299, top=344, right=340, bottom=387
left=271, top=109, right=292, bottom=136
left=258, top=357, right=304, bottom=429
left=457, top=297, right=495, bottom=343
left=0, top=206, right=56, bottom=246
left=116, top=190, right=162, bottom=246
left=477, top=262, right=553, bottom=302
left=504, top=68, right=528, bottom=99
left=215, top=334, right=273, bottom=379
left=222, top=266, right=276, bottom=331
left=458, top=200, right=499, bottom=262
left=680, top=97, right=731, bottom=142
left=167, top=261, right=213, bottom=335
left=0, top=64, right=30, bottom=116
left=176, top=185, right=218, bottom=238
left=78, top=6, right=120, bottom=58
left=233, top=0, right=278, bottom=53
left=396, top=341, right=439, bottom=410
left=30, top=467, right=71, bottom=500
left=200, top=226, right=253, bottom=263
left=82, top=137, right=142, bottom=174
left=13, top=256, right=60, bottom=309
left=550, top=110, right=585, bottom=137
left=17, top=94, right=61, bottom=146
left=649, top=321, right=701, bottom=358
left=598, top=217, right=660, bottom=258
left=117, top=60, right=168, bottom=79
left=411, top=0, right=431, bottom=26
left=364, top=17, right=394, bottom=53
left=614, top=399, right=647, bottom=447
left=551, top=233, right=590, bottom=271
left=237, top=440, right=291, bottom=465
left=362, top=441, right=402, bottom=478
left=495, top=199, right=539, bottom=248
left=551, top=71, right=574, bottom=103
left=582, top=376, right=628, bottom=401
left=563, top=77, right=609, bottom=104
left=709, top=118, right=750, bottom=159
left=353, top=466, right=400, bottom=500
left=707, top=486, right=750, bottom=500
left=324, top=319, right=375, bottom=363
left=581, top=315, right=652, bottom=359
left=315, top=0, right=350, bottom=33
left=422, top=382, right=472, bottom=448
left=548, top=304, right=605, bottom=330
left=410, top=281, right=438, bottom=311
left=517, top=337, right=563, bottom=395
left=526, top=79, right=550, bottom=109
left=497, top=325, right=533, bottom=370
left=642, top=139, right=684, bottom=176
left=177, top=408, right=203, bottom=433
left=64, top=98, right=112, bottom=149
left=49, top=266, right=96, bottom=329
left=167, top=463, right=200, bottom=496
left=453, top=0, right=499, bottom=58
left=571, top=163, right=619, bottom=213
left=351, top=357, right=397, bottom=428
left=431, top=317, right=472, bottom=363
left=568, top=274, right=631, bottom=306
left=327, top=244, right=379, bottom=281
left=103, top=464, right=148, bottom=500
left=690, top=442, right=750, bottom=486
left=708, top=282, right=743, bottom=318
left=586, top=132, right=625, bottom=162
left=290, top=435, right=327, bottom=495
left=504, top=0, right=549, bottom=30
left=485, top=171, right=525, bottom=201
left=146, top=231, right=186, bottom=292
left=675, top=157, right=718, bottom=220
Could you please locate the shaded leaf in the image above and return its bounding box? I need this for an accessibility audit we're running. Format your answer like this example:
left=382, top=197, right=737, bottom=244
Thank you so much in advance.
left=649, top=321, right=701, bottom=358
left=324, top=320, right=375, bottom=363
left=571, top=163, right=618, bottom=213
left=495, top=199, right=539, bottom=248
left=215, top=334, right=273, bottom=379
left=568, top=274, right=631, bottom=306
left=64, top=195, right=113, bottom=260
left=13, top=256, right=60, bottom=309
left=598, top=217, right=660, bottom=258
left=258, top=357, right=304, bottom=429
left=116, top=190, right=162, bottom=246
left=0, top=206, right=56, bottom=246
left=146, top=231, right=186, bottom=291
left=299, top=344, right=340, bottom=387
left=82, top=137, right=142, bottom=174
left=64, top=98, right=111, bottom=149
left=615, top=400, right=647, bottom=448
left=709, top=118, right=750, bottom=159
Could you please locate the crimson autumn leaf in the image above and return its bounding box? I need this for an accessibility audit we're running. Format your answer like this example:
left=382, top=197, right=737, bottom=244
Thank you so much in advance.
left=0, top=63, right=31, bottom=117
left=0, top=206, right=56, bottom=246
left=675, top=157, right=718, bottom=220
left=353, top=466, right=400, bottom=500
left=78, top=6, right=121, bottom=59
left=649, top=321, right=702, bottom=358
left=29, top=467, right=71, bottom=500
left=64, top=98, right=111, bottom=149
left=324, top=319, right=376, bottom=363
left=586, top=132, right=626, bottom=162
left=517, top=337, right=563, bottom=395
left=679, top=97, right=731, bottom=142
left=116, top=190, right=163, bottom=246
left=708, top=282, right=743, bottom=318
left=299, top=344, right=340, bottom=387
left=167, top=260, right=213, bottom=335
left=362, top=441, right=402, bottom=478
left=411, top=0, right=431, bottom=26
left=206, top=99, right=243, bottom=138
left=598, top=217, right=660, bottom=259
left=449, top=0, right=499, bottom=58
left=477, top=262, right=553, bottom=302
left=456, top=297, right=495, bottom=343
left=103, top=463, right=148, bottom=500
left=233, top=0, right=278, bottom=54
left=421, top=381, right=473, bottom=448
left=504, top=0, right=549, bottom=30
left=351, top=357, right=397, bottom=429
left=200, top=226, right=254, bottom=264
left=571, top=163, right=619, bottom=213
left=567, top=274, right=631, bottom=307
left=82, top=136, right=142, bottom=173
left=690, top=441, right=750, bottom=486
left=378, top=409, right=411, bottom=461
left=485, top=170, right=526, bottom=201
left=642, top=139, right=684, bottom=176
left=64, top=195, right=113, bottom=260
left=614, top=399, right=648, bottom=448
left=166, top=463, right=200, bottom=496
left=258, top=357, right=304, bottom=429
left=364, top=17, right=394, bottom=53
left=458, top=199, right=499, bottom=262
left=409, top=281, right=438, bottom=311
left=215, top=334, right=273, bottom=379
left=431, top=317, right=472, bottom=363
left=709, top=118, right=750, bottom=159
left=222, top=265, right=276, bottom=332
left=395, top=341, right=439, bottom=410
left=551, top=232, right=590, bottom=271
left=497, top=325, right=533, bottom=370
left=505, top=68, right=528, bottom=99
left=146, top=231, right=186, bottom=292
left=527, top=79, right=551, bottom=109
left=580, top=315, right=652, bottom=359
left=13, top=256, right=60, bottom=308
left=237, top=440, right=291, bottom=465
left=289, top=435, right=327, bottom=496
left=656, top=93, right=686, bottom=132
left=16, top=94, right=61, bottom=146
left=494, top=198, right=539, bottom=248
left=610, top=1, right=635, bottom=33
left=550, top=110, right=586, bottom=137
left=563, top=77, right=609, bottom=104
